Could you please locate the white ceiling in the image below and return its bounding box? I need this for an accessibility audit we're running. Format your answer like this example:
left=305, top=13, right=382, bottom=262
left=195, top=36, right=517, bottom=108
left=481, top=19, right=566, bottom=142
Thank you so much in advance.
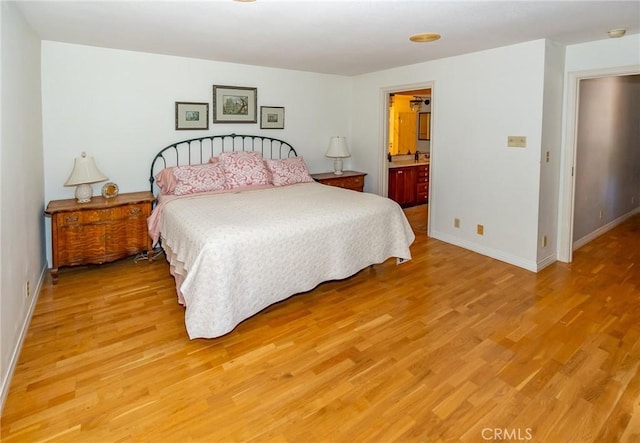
left=14, top=0, right=640, bottom=76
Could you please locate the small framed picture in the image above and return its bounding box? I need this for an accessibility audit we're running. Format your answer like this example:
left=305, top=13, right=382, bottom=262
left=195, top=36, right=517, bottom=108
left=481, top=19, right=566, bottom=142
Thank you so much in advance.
left=212, top=85, right=257, bottom=123
left=175, top=102, right=209, bottom=130
left=260, top=106, right=285, bottom=129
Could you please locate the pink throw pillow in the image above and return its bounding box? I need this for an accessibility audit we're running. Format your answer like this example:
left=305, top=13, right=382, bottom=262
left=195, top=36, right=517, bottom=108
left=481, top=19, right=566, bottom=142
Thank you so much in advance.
left=172, top=162, right=228, bottom=196
left=219, top=151, right=270, bottom=188
left=265, top=157, right=314, bottom=187
left=155, top=167, right=178, bottom=195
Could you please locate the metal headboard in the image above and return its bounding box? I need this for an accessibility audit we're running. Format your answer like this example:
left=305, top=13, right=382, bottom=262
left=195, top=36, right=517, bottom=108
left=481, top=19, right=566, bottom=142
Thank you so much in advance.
left=149, top=133, right=298, bottom=194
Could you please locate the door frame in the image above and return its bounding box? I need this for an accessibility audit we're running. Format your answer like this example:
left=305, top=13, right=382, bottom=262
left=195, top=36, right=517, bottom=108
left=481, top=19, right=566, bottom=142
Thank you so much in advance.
left=557, top=64, right=640, bottom=262
left=380, top=81, right=435, bottom=235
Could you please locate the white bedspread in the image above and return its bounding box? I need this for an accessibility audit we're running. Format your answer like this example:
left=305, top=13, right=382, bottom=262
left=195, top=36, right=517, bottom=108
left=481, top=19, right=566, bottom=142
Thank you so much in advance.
left=156, top=182, right=415, bottom=339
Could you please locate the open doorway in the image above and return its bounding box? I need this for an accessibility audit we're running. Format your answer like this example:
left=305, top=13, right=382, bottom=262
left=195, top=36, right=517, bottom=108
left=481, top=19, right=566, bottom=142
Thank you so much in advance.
left=383, top=86, right=432, bottom=234
left=558, top=68, right=640, bottom=262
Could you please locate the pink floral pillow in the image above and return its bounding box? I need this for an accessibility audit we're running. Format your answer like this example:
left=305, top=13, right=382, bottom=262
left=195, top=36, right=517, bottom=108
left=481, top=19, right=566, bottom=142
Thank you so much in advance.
left=219, top=151, right=270, bottom=188
left=265, top=157, right=314, bottom=187
left=172, top=162, right=228, bottom=196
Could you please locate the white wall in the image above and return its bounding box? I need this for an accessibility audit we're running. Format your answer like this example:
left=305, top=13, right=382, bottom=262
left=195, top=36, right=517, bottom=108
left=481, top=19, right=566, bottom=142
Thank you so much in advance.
left=352, top=40, right=548, bottom=270
left=41, top=41, right=353, bottom=263
left=0, top=2, right=46, bottom=412
left=536, top=40, right=566, bottom=268
left=565, top=34, right=640, bottom=73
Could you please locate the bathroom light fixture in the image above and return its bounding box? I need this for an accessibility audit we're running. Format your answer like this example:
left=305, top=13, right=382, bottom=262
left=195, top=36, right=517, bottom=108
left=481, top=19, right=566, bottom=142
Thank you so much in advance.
left=608, top=28, right=626, bottom=38
left=409, top=33, right=441, bottom=43
left=326, top=136, right=350, bottom=175
left=64, top=152, right=109, bottom=203
left=410, top=96, right=430, bottom=112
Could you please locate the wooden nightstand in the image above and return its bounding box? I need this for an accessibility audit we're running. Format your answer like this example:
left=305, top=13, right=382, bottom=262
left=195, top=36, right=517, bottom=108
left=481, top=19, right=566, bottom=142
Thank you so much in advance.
left=45, top=191, right=155, bottom=283
left=311, top=171, right=366, bottom=192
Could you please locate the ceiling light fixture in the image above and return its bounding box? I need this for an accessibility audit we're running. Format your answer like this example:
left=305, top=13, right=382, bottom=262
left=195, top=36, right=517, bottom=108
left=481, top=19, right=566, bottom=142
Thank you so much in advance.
left=410, top=96, right=430, bottom=112
left=607, top=28, right=626, bottom=38
left=409, top=33, right=441, bottom=43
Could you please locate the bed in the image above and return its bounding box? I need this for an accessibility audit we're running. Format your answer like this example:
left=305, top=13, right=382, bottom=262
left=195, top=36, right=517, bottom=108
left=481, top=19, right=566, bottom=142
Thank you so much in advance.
left=148, top=134, right=415, bottom=339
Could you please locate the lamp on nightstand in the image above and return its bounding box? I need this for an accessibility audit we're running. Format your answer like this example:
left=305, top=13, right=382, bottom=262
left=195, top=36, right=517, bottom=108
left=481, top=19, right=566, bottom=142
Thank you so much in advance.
left=326, top=136, right=350, bottom=176
left=64, top=152, right=109, bottom=203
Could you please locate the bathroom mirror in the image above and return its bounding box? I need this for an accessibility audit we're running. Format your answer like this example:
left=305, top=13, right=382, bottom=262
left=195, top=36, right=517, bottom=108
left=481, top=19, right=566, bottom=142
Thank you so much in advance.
left=418, top=112, right=431, bottom=141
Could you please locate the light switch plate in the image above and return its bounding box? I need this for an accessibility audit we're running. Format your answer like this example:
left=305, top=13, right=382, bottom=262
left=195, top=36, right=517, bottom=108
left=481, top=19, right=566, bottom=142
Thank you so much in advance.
left=508, top=136, right=526, bottom=148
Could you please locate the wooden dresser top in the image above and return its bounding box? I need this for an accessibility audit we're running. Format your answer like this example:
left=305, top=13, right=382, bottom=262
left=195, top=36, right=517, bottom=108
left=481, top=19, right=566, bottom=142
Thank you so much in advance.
left=45, top=191, right=154, bottom=215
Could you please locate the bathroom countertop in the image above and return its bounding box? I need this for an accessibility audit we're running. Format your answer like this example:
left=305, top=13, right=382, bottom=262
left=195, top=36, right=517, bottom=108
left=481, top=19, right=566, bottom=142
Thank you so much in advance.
left=388, top=159, right=430, bottom=168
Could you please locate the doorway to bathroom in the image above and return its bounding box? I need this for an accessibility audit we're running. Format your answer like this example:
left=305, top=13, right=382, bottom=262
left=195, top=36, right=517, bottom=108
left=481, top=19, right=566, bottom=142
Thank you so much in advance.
left=383, top=84, right=433, bottom=235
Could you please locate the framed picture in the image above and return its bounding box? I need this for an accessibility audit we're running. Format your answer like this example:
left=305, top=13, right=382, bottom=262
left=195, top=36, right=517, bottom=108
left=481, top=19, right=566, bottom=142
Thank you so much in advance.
left=175, top=102, right=209, bottom=130
left=212, top=85, right=257, bottom=123
left=260, top=106, right=285, bottom=129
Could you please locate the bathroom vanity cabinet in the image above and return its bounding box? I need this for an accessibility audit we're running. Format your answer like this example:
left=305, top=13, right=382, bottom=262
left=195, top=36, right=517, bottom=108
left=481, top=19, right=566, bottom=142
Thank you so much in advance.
left=388, top=163, right=429, bottom=207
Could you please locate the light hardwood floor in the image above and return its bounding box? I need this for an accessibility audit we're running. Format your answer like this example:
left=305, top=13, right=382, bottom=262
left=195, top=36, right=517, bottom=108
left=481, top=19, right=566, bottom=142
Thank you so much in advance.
left=2, top=206, right=639, bottom=442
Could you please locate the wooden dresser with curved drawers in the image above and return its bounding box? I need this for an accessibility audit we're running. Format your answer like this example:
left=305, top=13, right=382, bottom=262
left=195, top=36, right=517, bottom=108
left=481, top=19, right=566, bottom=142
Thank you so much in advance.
left=45, top=191, right=154, bottom=283
left=310, top=171, right=366, bottom=192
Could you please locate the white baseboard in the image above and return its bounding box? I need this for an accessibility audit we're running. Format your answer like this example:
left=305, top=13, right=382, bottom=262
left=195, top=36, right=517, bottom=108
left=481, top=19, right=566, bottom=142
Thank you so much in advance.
left=573, top=207, right=640, bottom=251
left=430, top=230, right=538, bottom=272
left=0, top=264, right=47, bottom=415
left=536, top=253, right=558, bottom=272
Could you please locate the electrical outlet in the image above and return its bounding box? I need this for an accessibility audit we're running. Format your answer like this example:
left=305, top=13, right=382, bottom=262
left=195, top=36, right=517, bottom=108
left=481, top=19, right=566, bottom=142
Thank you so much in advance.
left=545, top=151, right=550, bottom=163
left=25, top=280, right=30, bottom=298
left=454, top=218, right=460, bottom=228
left=542, top=235, right=547, bottom=247
left=599, top=210, right=604, bottom=220
left=477, top=224, right=484, bottom=235
left=508, top=136, right=526, bottom=148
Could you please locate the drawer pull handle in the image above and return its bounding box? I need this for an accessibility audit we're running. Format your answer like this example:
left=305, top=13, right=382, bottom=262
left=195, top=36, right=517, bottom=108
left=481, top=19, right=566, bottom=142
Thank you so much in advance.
left=129, top=208, right=141, bottom=215
left=65, top=216, right=79, bottom=223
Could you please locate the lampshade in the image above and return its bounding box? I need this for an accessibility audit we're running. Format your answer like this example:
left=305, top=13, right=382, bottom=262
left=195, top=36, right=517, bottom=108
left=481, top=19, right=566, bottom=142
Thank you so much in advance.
left=326, top=136, right=350, bottom=158
left=326, top=136, right=350, bottom=175
left=64, top=152, right=108, bottom=203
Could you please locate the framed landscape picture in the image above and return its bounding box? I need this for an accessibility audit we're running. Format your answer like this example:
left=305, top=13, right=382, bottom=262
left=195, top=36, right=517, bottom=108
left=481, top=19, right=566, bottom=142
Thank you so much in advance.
left=212, top=85, right=257, bottom=123
left=175, top=102, right=209, bottom=130
left=260, top=106, right=285, bottom=129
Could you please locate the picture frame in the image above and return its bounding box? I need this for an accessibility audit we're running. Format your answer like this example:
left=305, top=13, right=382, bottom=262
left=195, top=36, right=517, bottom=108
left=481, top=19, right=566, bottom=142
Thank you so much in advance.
left=175, top=102, right=209, bottom=130
left=260, top=106, right=285, bottom=129
left=212, top=85, right=257, bottom=123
